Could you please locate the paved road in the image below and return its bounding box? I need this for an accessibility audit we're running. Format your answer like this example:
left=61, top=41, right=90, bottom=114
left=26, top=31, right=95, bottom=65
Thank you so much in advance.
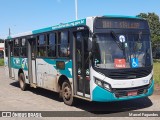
left=0, top=67, right=159, bottom=120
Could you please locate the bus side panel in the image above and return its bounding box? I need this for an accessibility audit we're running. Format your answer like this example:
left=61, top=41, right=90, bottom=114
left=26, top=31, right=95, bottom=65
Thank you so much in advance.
left=11, top=57, right=29, bottom=82
left=36, top=58, right=73, bottom=93
left=36, top=58, right=58, bottom=91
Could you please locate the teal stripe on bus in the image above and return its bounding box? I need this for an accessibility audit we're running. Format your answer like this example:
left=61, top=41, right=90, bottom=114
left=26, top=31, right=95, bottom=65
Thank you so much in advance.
left=11, top=57, right=28, bottom=71
left=103, top=15, right=142, bottom=19
left=43, top=59, right=73, bottom=78
left=32, top=19, right=86, bottom=34
left=32, top=27, right=53, bottom=35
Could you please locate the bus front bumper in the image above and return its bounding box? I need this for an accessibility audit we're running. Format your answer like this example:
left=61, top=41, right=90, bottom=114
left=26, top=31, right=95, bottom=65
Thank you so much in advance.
left=92, top=80, right=154, bottom=102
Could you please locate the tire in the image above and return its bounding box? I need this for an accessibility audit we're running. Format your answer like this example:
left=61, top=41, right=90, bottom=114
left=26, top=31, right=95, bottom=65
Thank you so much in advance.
left=62, top=80, right=74, bottom=106
left=18, top=73, right=27, bottom=91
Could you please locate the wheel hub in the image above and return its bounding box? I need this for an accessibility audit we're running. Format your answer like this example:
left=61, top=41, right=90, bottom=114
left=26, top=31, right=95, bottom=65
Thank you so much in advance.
left=64, top=86, right=71, bottom=100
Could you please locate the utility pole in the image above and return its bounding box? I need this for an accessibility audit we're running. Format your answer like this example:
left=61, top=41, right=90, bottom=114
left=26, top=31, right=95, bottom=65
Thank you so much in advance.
left=75, top=0, right=78, bottom=20
left=9, top=28, right=11, bottom=37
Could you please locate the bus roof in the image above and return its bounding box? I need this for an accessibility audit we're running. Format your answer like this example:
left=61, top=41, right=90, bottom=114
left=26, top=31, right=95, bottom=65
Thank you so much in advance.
left=103, top=15, right=142, bottom=19
left=6, top=15, right=142, bottom=39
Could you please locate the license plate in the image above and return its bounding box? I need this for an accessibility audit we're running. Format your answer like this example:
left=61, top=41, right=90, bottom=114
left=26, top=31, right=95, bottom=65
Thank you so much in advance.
left=127, top=91, right=137, bottom=96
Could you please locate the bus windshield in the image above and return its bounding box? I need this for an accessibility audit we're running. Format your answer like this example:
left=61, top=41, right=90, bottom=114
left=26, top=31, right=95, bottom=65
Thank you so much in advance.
left=93, top=33, right=152, bottom=69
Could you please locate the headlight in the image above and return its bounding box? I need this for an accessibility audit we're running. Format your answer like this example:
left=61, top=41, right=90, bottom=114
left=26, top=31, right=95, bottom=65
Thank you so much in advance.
left=94, top=77, right=112, bottom=91
left=95, top=78, right=103, bottom=87
left=104, top=83, right=111, bottom=90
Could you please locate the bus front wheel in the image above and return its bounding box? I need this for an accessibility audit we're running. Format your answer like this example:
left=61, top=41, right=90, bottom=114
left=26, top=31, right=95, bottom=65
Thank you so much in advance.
left=18, top=73, right=27, bottom=91
left=62, top=80, right=74, bottom=106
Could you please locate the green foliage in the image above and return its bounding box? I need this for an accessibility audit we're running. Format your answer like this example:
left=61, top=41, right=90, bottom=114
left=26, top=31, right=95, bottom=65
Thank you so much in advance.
left=153, top=59, right=160, bottom=63
left=137, top=13, right=160, bottom=49
left=0, top=59, right=4, bottom=66
left=154, top=63, right=160, bottom=85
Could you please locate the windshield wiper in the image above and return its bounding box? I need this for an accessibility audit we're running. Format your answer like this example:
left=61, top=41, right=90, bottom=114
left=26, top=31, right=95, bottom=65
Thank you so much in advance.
left=138, top=31, right=142, bottom=41
left=110, top=31, right=123, bottom=50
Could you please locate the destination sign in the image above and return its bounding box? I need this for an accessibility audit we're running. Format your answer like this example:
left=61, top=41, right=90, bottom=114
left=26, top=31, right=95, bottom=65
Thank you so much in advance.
left=95, top=18, right=148, bottom=29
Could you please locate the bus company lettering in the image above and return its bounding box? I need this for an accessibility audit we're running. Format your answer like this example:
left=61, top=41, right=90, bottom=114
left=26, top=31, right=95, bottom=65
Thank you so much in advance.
left=114, top=59, right=126, bottom=68
left=52, top=19, right=86, bottom=30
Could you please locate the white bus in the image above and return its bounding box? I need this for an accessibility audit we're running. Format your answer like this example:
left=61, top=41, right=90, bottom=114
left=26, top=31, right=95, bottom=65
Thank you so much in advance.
left=4, top=15, right=154, bottom=105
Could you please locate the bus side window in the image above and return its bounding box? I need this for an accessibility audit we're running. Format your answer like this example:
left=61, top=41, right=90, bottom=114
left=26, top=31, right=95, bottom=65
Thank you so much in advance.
left=47, top=33, right=56, bottom=57
left=13, top=39, right=20, bottom=57
left=58, top=31, right=70, bottom=57
left=37, top=35, right=47, bottom=57
left=20, top=38, right=27, bottom=57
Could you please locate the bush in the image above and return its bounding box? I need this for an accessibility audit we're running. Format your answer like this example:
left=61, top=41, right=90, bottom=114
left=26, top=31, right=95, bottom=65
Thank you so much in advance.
left=153, top=63, right=160, bottom=85
left=153, top=59, right=160, bottom=63
left=0, top=59, right=4, bottom=66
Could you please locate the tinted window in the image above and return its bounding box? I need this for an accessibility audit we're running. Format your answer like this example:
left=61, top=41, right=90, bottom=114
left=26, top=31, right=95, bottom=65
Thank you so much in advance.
left=22, top=38, right=26, bottom=46
left=58, top=31, right=70, bottom=57
left=14, top=39, right=20, bottom=57
left=20, top=38, right=27, bottom=57
left=14, top=39, right=19, bottom=47
left=59, top=31, right=68, bottom=44
left=39, top=35, right=46, bottom=45
left=37, top=35, right=47, bottom=57
left=37, top=46, right=46, bottom=57
left=49, top=33, right=56, bottom=45
left=14, top=47, right=20, bottom=57
left=47, top=33, right=56, bottom=57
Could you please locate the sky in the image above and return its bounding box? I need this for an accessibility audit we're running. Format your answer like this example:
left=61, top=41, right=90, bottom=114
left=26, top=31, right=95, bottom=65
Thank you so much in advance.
left=0, top=0, right=160, bottom=38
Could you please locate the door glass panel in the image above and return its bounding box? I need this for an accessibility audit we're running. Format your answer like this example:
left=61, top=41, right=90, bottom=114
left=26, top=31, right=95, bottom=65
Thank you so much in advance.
left=76, top=32, right=83, bottom=92
left=75, top=30, right=90, bottom=95
left=31, top=40, right=36, bottom=59
left=83, top=31, right=90, bottom=94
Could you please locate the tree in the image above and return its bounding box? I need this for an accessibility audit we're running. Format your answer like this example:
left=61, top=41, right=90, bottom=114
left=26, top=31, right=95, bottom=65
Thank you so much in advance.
left=0, top=39, right=4, bottom=43
left=137, top=13, right=160, bottom=49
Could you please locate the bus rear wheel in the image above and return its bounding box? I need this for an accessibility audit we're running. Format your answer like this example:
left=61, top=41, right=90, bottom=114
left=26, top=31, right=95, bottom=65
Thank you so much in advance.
left=62, top=80, right=74, bottom=106
left=18, top=73, right=27, bottom=91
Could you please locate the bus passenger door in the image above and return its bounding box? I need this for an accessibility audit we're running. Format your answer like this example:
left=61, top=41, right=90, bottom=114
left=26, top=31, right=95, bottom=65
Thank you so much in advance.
left=73, top=30, right=90, bottom=98
left=28, top=38, right=37, bottom=86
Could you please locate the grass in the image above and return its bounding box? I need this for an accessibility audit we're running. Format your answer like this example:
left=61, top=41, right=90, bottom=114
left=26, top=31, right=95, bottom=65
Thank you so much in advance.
left=153, top=62, right=160, bottom=86
left=0, top=58, right=4, bottom=66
